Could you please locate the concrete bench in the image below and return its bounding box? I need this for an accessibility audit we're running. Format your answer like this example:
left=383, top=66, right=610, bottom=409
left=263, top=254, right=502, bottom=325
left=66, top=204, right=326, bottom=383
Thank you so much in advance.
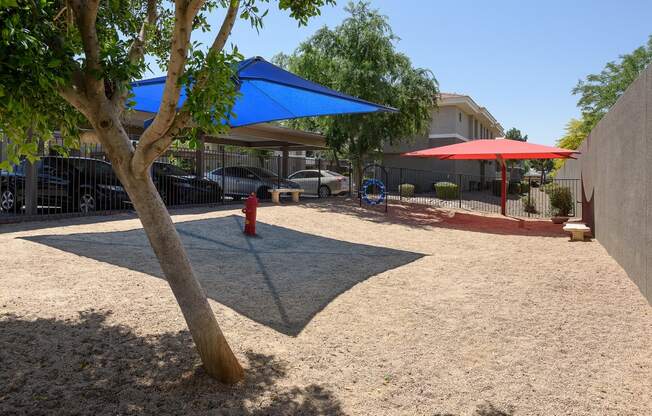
left=268, top=188, right=304, bottom=204
left=563, top=223, right=591, bottom=241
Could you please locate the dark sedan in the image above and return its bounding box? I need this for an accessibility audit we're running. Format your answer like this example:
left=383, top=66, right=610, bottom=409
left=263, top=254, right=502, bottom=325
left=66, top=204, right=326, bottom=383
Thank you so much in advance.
left=0, top=156, right=130, bottom=213
left=152, top=162, right=223, bottom=205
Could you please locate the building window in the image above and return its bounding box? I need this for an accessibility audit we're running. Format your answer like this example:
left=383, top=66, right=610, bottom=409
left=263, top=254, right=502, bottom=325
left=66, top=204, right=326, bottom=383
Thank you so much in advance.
left=458, top=112, right=462, bottom=123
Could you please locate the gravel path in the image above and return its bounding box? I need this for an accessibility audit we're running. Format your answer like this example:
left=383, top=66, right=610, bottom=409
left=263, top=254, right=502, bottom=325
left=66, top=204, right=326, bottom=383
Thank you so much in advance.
left=1, top=199, right=650, bottom=415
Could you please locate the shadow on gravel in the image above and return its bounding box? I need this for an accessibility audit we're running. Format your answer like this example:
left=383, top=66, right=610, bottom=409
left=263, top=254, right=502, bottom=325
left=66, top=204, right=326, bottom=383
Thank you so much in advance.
left=306, top=199, right=566, bottom=237
left=0, top=310, right=345, bottom=416
left=22, top=215, right=424, bottom=336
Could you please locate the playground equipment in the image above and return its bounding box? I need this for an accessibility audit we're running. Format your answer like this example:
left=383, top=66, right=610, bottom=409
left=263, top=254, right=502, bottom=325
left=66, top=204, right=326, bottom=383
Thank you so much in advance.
left=359, top=164, right=388, bottom=213
left=242, top=193, right=258, bottom=236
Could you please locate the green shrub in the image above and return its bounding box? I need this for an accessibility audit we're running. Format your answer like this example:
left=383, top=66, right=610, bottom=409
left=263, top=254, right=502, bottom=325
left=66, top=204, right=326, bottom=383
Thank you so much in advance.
left=541, top=182, right=556, bottom=194
left=521, top=196, right=538, bottom=214
left=508, top=182, right=521, bottom=194
left=549, top=186, right=573, bottom=216
left=398, top=183, right=415, bottom=198
left=520, top=181, right=530, bottom=194
left=435, top=181, right=459, bottom=199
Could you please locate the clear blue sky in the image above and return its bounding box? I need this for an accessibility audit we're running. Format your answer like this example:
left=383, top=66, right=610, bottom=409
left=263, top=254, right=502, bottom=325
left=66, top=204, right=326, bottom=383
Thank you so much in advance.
left=149, top=0, right=652, bottom=145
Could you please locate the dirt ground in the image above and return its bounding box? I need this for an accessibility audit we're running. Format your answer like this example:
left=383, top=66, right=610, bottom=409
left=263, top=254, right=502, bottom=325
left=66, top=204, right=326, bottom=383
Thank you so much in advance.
left=1, top=199, right=650, bottom=415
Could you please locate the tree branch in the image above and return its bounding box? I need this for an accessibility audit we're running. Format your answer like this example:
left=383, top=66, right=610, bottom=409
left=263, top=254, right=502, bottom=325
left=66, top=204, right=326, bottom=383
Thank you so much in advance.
left=131, top=1, right=202, bottom=171
left=132, top=0, right=239, bottom=174
left=111, top=0, right=159, bottom=109
left=69, top=0, right=104, bottom=100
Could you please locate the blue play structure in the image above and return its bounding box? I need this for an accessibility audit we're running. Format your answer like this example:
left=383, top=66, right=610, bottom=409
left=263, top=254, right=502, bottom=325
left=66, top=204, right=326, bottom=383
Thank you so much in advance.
left=130, top=56, right=397, bottom=127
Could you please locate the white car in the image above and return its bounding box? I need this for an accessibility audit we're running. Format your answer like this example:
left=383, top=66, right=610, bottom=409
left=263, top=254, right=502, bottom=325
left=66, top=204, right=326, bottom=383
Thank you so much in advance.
left=287, top=170, right=349, bottom=197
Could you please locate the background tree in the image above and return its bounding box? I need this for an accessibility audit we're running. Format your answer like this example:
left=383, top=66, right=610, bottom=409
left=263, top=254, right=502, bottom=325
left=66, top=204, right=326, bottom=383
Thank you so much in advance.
left=572, top=35, right=652, bottom=133
left=503, top=127, right=527, bottom=175
left=552, top=118, right=591, bottom=171
left=504, top=127, right=528, bottom=142
left=0, top=0, right=334, bottom=383
left=273, top=1, right=439, bottom=183
left=530, top=159, right=554, bottom=184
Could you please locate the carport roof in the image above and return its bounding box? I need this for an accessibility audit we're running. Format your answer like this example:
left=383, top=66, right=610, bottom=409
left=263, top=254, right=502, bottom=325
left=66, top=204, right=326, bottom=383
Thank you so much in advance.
left=117, top=110, right=327, bottom=150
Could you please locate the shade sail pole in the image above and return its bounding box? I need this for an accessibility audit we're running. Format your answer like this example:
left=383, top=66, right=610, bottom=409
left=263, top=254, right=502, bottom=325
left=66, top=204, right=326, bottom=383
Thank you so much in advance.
left=499, top=158, right=507, bottom=216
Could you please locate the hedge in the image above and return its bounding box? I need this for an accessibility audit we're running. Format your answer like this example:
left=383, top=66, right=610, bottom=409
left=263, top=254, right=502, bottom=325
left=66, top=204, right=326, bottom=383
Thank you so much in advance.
left=398, top=183, right=415, bottom=198
left=435, top=181, right=459, bottom=199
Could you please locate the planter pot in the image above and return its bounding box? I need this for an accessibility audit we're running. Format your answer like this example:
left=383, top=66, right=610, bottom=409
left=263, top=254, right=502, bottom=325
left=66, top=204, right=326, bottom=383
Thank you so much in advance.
left=551, top=216, right=569, bottom=224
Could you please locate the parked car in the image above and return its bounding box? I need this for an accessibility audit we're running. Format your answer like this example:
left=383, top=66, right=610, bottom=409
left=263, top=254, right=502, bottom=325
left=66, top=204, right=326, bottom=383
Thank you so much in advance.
left=206, top=166, right=300, bottom=200
left=287, top=169, right=349, bottom=197
left=0, top=156, right=130, bottom=213
left=152, top=162, right=223, bottom=205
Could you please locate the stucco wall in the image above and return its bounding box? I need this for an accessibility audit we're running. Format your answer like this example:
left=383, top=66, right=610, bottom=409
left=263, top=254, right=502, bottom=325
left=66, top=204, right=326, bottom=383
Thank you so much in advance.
left=557, top=64, right=651, bottom=304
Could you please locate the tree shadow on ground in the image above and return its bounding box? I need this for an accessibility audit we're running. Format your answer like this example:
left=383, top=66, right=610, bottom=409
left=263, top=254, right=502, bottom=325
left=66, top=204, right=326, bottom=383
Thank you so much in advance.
left=306, top=199, right=566, bottom=237
left=21, top=215, right=424, bottom=336
left=0, top=310, right=345, bottom=416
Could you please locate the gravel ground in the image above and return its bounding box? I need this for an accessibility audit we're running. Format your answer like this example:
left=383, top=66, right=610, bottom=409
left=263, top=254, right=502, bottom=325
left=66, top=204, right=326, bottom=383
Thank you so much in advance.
left=0, top=199, right=650, bottom=415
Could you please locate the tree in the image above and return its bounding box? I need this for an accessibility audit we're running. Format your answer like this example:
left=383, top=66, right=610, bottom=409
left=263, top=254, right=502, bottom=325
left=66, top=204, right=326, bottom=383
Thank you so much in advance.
left=503, top=127, right=527, bottom=175
left=551, top=118, right=591, bottom=172
left=573, top=35, right=652, bottom=133
left=0, top=0, right=334, bottom=383
left=556, top=118, right=590, bottom=151
left=273, top=1, right=439, bottom=183
left=530, top=159, right=554, bottom=184
left=504, top=127, right=528, bottom=142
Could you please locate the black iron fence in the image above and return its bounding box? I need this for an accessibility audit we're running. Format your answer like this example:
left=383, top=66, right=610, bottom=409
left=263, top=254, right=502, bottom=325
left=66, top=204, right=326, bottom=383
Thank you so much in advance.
left=0, top=142, right=352, bottom=223
left=361, top=165, right=582, bottom=219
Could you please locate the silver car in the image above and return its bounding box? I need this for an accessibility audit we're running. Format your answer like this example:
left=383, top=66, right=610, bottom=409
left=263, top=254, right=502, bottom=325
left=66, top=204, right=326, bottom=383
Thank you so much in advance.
left=287, top=169, right=349, bottom=197
left=206, top=166, right=301, bottom=200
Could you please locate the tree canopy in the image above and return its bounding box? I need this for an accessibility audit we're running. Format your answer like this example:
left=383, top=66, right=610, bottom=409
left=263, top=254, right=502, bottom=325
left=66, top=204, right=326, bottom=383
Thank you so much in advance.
left=504, top=127, right=527, bottom=142
left=568, top=34, right=652, bottom=143
left=0, top=0, right=334, bottom=170
left=273, top=1, right=439, bottom=172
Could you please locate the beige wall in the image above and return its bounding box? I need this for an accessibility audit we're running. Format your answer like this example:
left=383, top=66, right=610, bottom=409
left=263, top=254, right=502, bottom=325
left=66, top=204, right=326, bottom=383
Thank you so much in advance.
left=557, top=64, right=652, bottom=305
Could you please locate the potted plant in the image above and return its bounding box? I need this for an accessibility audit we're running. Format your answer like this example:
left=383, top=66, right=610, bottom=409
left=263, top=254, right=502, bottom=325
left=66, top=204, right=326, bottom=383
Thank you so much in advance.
left=549, top=186, right=573, bottom=223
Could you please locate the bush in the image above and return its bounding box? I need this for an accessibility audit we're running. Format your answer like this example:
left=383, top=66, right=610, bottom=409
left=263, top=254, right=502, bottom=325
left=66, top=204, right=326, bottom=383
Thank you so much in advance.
left=398, top=183, right=415, bottom=198
left=520, top=181, right=530, bottom=194
left=435, top=181, right=459, bottom=199
left=549, top=186, right=573, bottom=216
left=521, top=196, right=538, bottom=214
left=508, top=182, right=521, bottom=194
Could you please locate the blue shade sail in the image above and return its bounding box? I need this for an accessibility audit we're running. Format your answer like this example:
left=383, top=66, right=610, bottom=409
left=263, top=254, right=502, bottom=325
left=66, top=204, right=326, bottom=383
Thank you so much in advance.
left=131, top=56, right=397, bottom=128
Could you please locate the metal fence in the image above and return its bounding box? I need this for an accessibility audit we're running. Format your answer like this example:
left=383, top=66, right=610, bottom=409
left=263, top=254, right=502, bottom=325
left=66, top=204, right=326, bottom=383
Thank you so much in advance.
left=0, top=142, right=352, bottom=223
left=362, top=165, right=582, bottom=219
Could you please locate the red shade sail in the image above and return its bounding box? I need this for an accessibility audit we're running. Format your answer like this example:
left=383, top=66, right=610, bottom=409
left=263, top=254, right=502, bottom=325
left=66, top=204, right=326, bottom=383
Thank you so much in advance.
left=402, top=139, right=578, bottom=160
left=402, top=139, right=579, bottom=216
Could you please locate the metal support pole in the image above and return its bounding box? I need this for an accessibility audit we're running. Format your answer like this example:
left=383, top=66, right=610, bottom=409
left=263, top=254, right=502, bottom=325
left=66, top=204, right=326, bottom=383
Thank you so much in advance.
left=195, top=136, right=205, bottom=179
left=500, top=160, right=507, bottom=216
left=317, top=158, right=322, bottom=198
left=221, top=146, right=225, bottom=204
left=24, top=130, right=38, bottom=216
left=348, top=161, right=352, bottom=197
left=458, top=174, right=462, bottom=208
left=527, top=178, right=532, bottom=218
left=281, top=146, right=289, bottom=179
left=399, top=168, right=403, bottom=202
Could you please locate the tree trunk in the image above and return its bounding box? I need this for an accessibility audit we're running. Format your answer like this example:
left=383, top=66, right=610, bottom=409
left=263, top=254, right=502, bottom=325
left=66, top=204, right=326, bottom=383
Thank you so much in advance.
left=120, top=171, right=244, bottom=383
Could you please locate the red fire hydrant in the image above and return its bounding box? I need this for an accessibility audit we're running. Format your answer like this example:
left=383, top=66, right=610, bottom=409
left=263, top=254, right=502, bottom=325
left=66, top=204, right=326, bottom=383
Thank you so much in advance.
left=242, top=193, right=258, bottom=236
